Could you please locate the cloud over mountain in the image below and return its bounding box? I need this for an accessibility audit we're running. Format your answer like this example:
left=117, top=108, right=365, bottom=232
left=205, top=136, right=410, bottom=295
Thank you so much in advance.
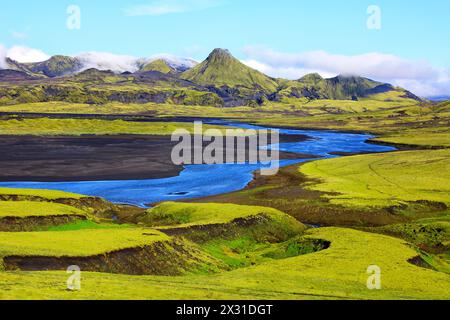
left=75, top=52, right=141, bottom=73
left=0, top=45, right=7, bottom=69
left=242, top=46, right=449, bottom=97
left=6, top=46, right=50, bottom=63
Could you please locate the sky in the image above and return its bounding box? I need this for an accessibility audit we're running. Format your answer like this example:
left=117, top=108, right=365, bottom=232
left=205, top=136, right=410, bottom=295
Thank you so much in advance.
left=0, top=0, right=449, bottom=97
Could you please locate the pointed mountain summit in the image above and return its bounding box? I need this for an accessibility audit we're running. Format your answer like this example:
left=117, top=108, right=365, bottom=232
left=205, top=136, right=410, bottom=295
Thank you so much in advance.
left=181, top=48, right=278, bottom=92
left=140, top=59, right=176, bottom=74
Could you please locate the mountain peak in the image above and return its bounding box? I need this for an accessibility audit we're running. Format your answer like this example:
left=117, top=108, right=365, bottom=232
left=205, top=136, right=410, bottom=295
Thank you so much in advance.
left=208, top=48, right=232, bottom=58
left=27, top=55, right=82, bottom=77
left=299, top=73, right=323, bottom=83
left=140, top=59, right=174, bottom=74
left=181, top=49, right=278, bottom=92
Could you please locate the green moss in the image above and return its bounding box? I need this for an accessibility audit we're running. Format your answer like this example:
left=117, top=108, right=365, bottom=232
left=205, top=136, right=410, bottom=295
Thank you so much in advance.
left=1, top=228, right=449, bottom=300
left=300, top=149, right=450, bottom=210
left=44, top=220, right=132, bottom=232
left=0, top=188, right=84, bottom=200
left=0, top=228, right=168, bottom=257
left=0, top=118, right=234, bottom=136
left=141, top=202, right=305, bottom=230
left=0, top=201, right=87, bottom=218
left=140, top=59, right=173, bottom=74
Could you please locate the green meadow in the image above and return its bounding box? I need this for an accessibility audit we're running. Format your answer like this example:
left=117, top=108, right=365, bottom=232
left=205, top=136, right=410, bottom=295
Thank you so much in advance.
left=0, top=201, right=87, bottom=218
left=1, top=227, right=449, bottom=300
left=0, top=228, right=168, bottom=257
left=0, top=118, right=233, bottom=136
left=0, top=96, right=449, bottom=300
left=300, top=149, right=450, bottom=209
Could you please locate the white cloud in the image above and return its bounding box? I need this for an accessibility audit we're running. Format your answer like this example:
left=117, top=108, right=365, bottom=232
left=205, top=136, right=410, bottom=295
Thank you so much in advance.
left=144, top=53, right=198, bottom=71
left=7, top=46, right=50, bottom=63
left=242, top=46, right=450, bottom=97
left=124, top=0, right=221, bottom=16
left=74, top=52, right=198, bottom=73
left=75, top=52, right=141, bottom=73
left=0, top=45, right=7, bottom=69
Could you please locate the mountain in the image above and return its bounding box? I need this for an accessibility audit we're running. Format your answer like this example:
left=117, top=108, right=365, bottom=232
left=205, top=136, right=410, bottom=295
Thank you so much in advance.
left=25, top=55, right=83, bottom=77
left=0, top=48, right=422, bottom=107
left=427, top=95, right=450, bottom=102
left=5, top=58, right=34, bottom=73
left=140, top=59, right=175, bottom=74
left=181, top=48, right=278, bottom=92
left=278, top=74, right=421, bottom=101
left=143, top=55, right=198, bottom=73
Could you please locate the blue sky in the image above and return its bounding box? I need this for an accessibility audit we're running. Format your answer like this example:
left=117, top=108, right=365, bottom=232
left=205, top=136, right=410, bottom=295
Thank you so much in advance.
left=0, top=0, right=449, bottom=96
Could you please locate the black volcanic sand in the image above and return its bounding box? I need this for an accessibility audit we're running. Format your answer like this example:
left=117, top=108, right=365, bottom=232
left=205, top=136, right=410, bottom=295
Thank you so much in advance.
left=0, top=133, right=312, bottom=182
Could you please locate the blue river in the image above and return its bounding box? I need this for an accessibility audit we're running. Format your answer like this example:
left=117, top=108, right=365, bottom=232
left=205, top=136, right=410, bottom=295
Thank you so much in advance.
left=0, top=121, right=396, bottom=207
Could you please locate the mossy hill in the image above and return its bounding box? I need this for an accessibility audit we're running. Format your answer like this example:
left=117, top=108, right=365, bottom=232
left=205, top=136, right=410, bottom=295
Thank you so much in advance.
left=181, top=48, right=279, bottom=93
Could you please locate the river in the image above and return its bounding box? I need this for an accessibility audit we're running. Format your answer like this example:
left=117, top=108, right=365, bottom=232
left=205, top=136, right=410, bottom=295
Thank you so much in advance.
left=0, top=121, right=396, bottom=207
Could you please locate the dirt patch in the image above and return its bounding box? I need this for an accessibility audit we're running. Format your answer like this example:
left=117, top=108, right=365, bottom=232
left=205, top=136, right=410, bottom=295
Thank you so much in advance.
left=3, top=238, right=226, bottom=275
left=0, top=215, right=87, bottom=232
left=408, top=256, right=435, bottom=271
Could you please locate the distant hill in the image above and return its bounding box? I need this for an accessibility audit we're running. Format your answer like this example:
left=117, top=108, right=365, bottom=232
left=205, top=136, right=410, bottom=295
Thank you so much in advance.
left=427, top=96, right=450, bottom=102
left=140, top=59, right=175, bottom=74
left=277, top=73, right=421, bottom=101
left=25, top=55, right=83, bottom=77
left=0, top=69, right=41, bottom=81
left=181, top=48, right=278, bottom=93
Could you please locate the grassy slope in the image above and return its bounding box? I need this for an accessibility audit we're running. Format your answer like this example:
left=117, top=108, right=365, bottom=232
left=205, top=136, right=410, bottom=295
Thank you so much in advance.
left=0, top=227, right=448, bottom=300
left=142, top=202, right=305, bottom=230
left=140, top=59, right=173, bottom=74
left=371, top=127, right=450, bottom=148
left=0, top=187, right=84, bottom=200
left=0, top=201, right=86, bottom=218
left=4, top=100, right=448, bottom=147
left=300, top=149, right=450, bottom=209
left=0, top=118, right=234, bottom=136
left=0, top=228, right=168, bottom=257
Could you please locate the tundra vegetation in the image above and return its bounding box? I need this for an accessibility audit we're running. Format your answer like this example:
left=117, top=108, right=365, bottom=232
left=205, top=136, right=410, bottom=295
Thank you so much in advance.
left=0, top=49, right=449, bottom=300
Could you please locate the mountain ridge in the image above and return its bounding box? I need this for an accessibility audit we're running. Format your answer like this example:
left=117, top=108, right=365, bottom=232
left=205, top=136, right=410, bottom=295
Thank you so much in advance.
left=0, top=48, right=422, bottom=106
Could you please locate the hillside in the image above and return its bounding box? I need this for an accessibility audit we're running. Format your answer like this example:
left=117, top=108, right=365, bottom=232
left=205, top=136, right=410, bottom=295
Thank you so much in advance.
left=181, top=48, right=279, bottom=92
left=140, top=59, right=175, bottom=74
left=277, top=74, right=421, bottom=101
left=25, top=55, right=83, bottom=77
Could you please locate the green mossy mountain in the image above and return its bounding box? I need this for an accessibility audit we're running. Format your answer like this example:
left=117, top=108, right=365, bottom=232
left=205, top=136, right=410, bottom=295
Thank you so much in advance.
left=26, top=55, right=83, bottom=78
left=181, top=48, right=278, bottom=93
left=277, top=74, right=420, bottom=101
left=140, top=59, right=175, bottom=74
